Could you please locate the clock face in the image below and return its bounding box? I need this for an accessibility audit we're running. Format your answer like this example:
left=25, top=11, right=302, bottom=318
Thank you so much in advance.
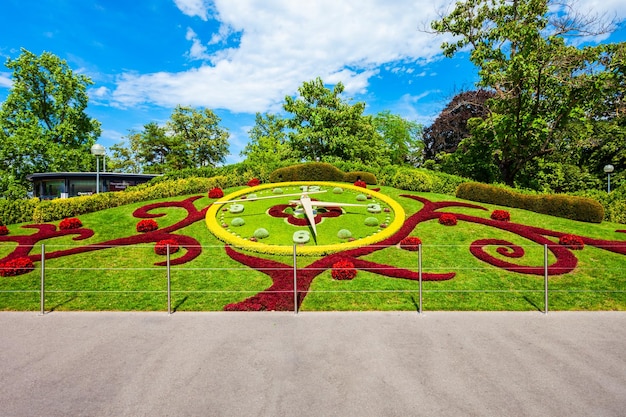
left=206, top=181, right=406, bottom=255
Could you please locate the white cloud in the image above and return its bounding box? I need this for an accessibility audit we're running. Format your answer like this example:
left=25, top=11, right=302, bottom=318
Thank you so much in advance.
left=111, top=0, right=451, bottom=113
left=173, top=0, right=211, bottom=21
left=109, top=0, right=624, bottom=115
left=0, top=72, right=12, bottom=88
left=185, top=27, right=210, bottom=60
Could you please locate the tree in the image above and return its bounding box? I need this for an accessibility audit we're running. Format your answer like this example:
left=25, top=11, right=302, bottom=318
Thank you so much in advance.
left=0, top=49, right=101, bottom=198
left=283, top=78, right=390, bottom=166
left=241, top=113, right=296, bottom=177
left=422, top=90, right=494, bottom=160
left=166, top=105, right=229, bottom=168
left=431, top=0, right=622, bottom=186
left=372, top=111, right=423, bottom=166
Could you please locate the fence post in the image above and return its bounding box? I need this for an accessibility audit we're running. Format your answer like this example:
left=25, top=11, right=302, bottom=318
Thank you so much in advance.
left=167, top=244, right=172, bottom=315
left=293, top=244, right=298, bottom=315
left=543, top=243, right=548, bottom=314
left=40, top=244, right=45, bottom=316
left=418, top=243, right=423, bottom=314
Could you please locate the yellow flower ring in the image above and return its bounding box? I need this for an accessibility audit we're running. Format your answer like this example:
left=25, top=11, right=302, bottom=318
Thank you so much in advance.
left=206, top=181, right=406, bottom=256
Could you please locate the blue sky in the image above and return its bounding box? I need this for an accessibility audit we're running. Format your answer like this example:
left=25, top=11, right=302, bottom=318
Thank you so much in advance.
left=1, top=0, right=625, bottom=165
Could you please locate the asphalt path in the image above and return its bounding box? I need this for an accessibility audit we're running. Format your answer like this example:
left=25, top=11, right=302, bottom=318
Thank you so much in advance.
left=1, top=311, right=625, bottom=417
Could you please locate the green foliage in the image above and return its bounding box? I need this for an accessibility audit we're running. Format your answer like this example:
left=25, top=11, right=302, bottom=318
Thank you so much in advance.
left=269, top=162, right=377, bottom=184
left=240, top=113, right=297, bottom=179
left=342, top=171, right=377, bottom=185
left=431, top=0, right=623, bottom=186
left=372, top=110, right=423, bottom=165
left=283, top=77, right=390, bottom=167
left=0, top=198, right=39, bottom=225
left=388, top=168, right=434, bottom=192
left=0, top=49, right=101, bottom=198
left=457, top=182, right=605, bottom=223
left=108, top=106, right=229, bottom=174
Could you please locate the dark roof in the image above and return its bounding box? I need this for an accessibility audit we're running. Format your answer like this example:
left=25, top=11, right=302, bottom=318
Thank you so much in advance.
left=26, top=172, right=160, bottom=181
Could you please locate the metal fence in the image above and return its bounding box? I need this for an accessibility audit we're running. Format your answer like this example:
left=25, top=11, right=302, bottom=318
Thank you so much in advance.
left=1, top=243, right=623, bottom=315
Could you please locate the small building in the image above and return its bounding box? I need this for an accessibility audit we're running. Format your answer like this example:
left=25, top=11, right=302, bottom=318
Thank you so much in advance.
left=27, top=172, right=159, bottom=200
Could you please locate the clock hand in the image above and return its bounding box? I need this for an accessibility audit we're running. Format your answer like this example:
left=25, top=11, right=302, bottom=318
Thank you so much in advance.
left=298, top=194, right=318, bottom=238
left=213, top=189, right=327, bottom=205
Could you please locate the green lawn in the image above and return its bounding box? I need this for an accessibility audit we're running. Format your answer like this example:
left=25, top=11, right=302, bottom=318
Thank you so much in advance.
left=1, top=185, right=624, bottom=312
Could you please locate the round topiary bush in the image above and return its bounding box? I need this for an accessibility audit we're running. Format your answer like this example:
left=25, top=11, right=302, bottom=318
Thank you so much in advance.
left=253, top=228, right=270, bottom=239
left=136, top=219, right=158, bottom=233
left=356, top=194, right=367, bottom=201
left=439, top=213, right=457, bottom=226
left=333, top=187, right=344, bottom=194
left=337, top=229, right=352, bottom=239
left=331, top=259, right=357, bottom=280
left=400, top=236, right=422, bottom=251
left=231, top=217, right=245, bottom=227
left=273, top=188, right=283, bottom=194
left=364, top=217, right=379, bottom=227
left=208, top=187, right=224, bottom=198
left=59, top=217, right=82, bottom=230
left=0, top=225, right=9, bottom=236
left=154, top=239, right=180, bottom=255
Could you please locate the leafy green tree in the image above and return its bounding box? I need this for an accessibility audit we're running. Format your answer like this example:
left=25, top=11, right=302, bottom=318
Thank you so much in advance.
left=431, top=0, right=622, bottom=186
left=372, top=111, right=423, bottom=166
left=283, top=78, right=390, bottom=167
left=0, top=49, right=101, bottom=198
left=241, top=113, right=296, bottom=178
left=166, top=105, right=229, bottom=168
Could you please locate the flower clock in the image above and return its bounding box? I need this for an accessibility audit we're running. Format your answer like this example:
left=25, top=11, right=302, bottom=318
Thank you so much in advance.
left=205, top=181, right=406, bottom=256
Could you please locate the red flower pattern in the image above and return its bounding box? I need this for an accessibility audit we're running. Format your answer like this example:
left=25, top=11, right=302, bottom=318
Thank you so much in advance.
left=59, top=217, right=83, bottom=230
left=208, top=187, right=224, bottom=198
left=0, top=257, right=34, bottom=277
left=439, top=213, right=457, bottom=226
left=559, top=234, right=584, bottom=250
left=491, top=210, right=511, bottom=222
left=0, top=225, right=8, bottom=236
left=331, top=260, right=358, bottom=280
left=247, top=178, right=261, bottom=187
left=400, top=236, right=422, bottom=251
left=136, top=219, right=158, bottom=233
left=155, top=239, right=180, bottom=255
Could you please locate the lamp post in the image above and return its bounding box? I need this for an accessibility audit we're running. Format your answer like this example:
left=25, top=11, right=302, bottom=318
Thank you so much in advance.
left=90, top=144, right=106, bottom=194
left=603, top=164, right=614, bottom=193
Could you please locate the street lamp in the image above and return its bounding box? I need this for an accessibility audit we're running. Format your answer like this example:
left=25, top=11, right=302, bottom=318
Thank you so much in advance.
left=603, top=164, right=614, bottom=193
left=91, top=144, right=106, bottom=194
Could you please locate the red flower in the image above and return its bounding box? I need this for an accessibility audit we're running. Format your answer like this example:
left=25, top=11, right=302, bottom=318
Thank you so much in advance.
left=559, top=234, right=584, bottom=250
left=439, top=213, right=457, bottom=226
left=59, top=217, right=82, bottom=230
left=208, top=187, right=224, bottom=198
left=136, top=219, right=158, bottom=233
left=0, top=225, right=8, bottom=236
left=247, top=178, right=261, bottom=187
left=400, top=236, right=422, bottom=251
left=154, top=239, right=180, bottom=255
left=490, top=210, right=511, bottom=222
left=0, top=257, right=34, bottom=277
left=354, top=180, right=367, bottom=188
left=331, top=259, right=358, bottom=280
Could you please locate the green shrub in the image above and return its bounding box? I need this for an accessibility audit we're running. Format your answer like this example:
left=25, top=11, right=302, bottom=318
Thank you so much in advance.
left=231, top=218, right=245, bottom=227
left=0, top=198, right=39, bottom=225
left=389, top=168, right=434, bottom=192
left=253, top=228, right=270, bottom=239
left=337, top=229, right=352, bottom=239
left=343, top=171, right=377, bottom=185
left=269, top=162, right=377, bottom=184
left=457, top=182, right=605, bottom=223
left=364, top=217, right=379, bottom=226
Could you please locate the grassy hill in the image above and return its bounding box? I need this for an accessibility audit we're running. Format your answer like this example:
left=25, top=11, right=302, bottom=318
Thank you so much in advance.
left=1, top=184, right=624, bottom=312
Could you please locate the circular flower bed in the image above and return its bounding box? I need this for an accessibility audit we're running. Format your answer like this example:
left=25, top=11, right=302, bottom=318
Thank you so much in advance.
left=247, top=178, right=261, bottom=187
left=136, top=219, right=158, bottom=233
left=400, top=236, right=422, bottom=251
left=0, top=257, right=34, bottom=277
left=559, top=234, right=584, bottom=250
left=491, top=210, right=511, bottom=222
left=331, top=259, right=357, bottom=280
left=208, top=187, right=224, bottom=198
left=439, top=213, right=458, bottom=226
left=0, top=225, right=8, bottom=236
left=154, top=239, right=180, bottom=255
left=59, top=217, right=82, bottom=230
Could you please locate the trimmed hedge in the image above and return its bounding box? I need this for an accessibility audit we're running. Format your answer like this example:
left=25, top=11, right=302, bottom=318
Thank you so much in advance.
left=457, top=182, right=605, bottom=223
left=269, top=162, right=377, bottom=184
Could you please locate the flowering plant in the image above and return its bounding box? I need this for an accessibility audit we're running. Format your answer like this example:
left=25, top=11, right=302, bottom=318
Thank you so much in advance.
left=208, top=187, right=224, bottom=198
left=439, top=213, right=457, bottom=226
left=136, top=219, right=158, bottom=233
left=400, top=236, right=422, bottom=251
left=0, top=225, right=8, bottom=236
left=154, top=239, right=180, bottom=255
left=331, top=259, right=357, bottom=280
left=354, top=180, right=367, bottom=188
left=559, top=234, right=584, bottom=250
left=59, top=217, right=83, bottom=230
left=247, top=178, right=261, bottom=187
left=0, top=257, right=34, bottom=277
left=490, top=210, right=510, bottom=222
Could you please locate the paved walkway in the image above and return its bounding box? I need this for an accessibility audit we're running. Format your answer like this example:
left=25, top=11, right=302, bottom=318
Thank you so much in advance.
left=1, top=311, right=625, bottom=417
